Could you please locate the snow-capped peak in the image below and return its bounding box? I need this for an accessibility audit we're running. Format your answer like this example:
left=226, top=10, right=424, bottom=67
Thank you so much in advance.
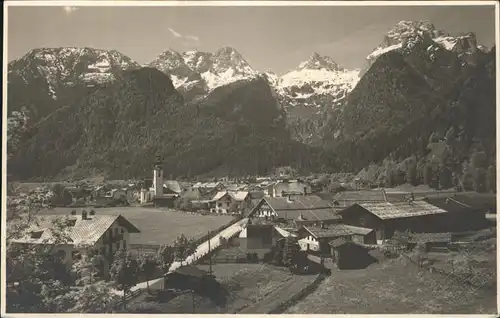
left=8, top=47, right=141, bottom=99
left=367, top=20, right=484, bottom=63
left=297, top=52, right=343, bottom=72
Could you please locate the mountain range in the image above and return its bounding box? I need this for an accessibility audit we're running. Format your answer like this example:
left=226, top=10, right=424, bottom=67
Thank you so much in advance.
left=6, top=20, right=496, bottom=183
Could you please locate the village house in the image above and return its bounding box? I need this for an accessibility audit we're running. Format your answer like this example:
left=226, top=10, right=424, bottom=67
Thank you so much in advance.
left=10, top=210, right=140, bottom=279
left=237, top=219, right=296, bottom=258
left=266, top=179, right=312, bottom=198
left=297, top=224, right=376, bottom=255
left=337, top=200, right=452, bottom=243
left=210, top=191, right=251, bottom=214
left=248, top=195, right=341, bottom=227
left=329, top=239, right=377, bottom=270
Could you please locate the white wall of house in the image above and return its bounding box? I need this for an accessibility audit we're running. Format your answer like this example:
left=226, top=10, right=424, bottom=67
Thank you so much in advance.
left=298, top=236, right=320, bottom=251
left=215, top=195, right=232, bottom=214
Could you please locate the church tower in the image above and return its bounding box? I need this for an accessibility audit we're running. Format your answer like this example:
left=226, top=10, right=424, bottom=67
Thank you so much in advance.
left=153, top=155, right=164, bottom=197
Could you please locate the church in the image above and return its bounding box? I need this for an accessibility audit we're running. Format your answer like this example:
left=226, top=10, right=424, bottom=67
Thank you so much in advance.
left=139, top=157, right=181, bottom=207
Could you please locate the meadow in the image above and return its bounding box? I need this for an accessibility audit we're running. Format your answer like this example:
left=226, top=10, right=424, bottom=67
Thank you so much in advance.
left=285, top=254, right=496, bottom=314
left=39, top=207, right=234, bottom=246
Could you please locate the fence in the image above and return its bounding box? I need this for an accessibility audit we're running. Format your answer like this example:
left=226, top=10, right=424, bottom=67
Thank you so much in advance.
left=111, top=288, right=143, bottom=310
left=267, top=273, right=328, bottom=314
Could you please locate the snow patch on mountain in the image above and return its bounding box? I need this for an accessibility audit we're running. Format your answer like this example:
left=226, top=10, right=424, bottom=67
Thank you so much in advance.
left=366, top=20, right=486, bottom=65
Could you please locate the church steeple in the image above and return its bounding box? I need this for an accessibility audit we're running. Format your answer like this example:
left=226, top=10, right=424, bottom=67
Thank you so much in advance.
left=153, top=155, right=164, bottom=196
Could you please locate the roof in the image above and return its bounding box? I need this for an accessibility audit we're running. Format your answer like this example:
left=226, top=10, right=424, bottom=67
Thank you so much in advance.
left=229, top=191, right=249, bottom=201
left=212, top=191, right=249, bottom=202
left=408, top=232, right=452, bottom=243
left=249, top=196, right=340, bottom=222
left=329, top=238, right=349, bottom=248
left=303, top=224, right=374, bottom=239
left=163, top=180, right=182, bottom=194
left=343, top=201, right=450, bottom=220
left=274, top=226, right=297, bottom=238
left=170, top=265, right=208, bottom=278
left=212, top=191, right=230, bottom=201
left=11, top=214, right=140, bottom=246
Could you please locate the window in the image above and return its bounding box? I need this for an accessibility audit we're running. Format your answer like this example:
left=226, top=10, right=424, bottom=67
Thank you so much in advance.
left=100, top=247, right=105, bottom=255
left=116, top=241, right=121, bottom=250
left=123, top=240, right=127, bottom=249
left=121, top=228, right=124, bottom=234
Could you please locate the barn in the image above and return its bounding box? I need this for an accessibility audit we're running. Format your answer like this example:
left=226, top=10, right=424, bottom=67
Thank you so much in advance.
left=337, top=200, right=451, bottom=242
left=329, top=239, right=377, bottom=270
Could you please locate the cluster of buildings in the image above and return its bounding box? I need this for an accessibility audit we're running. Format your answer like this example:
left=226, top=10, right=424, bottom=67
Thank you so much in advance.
left=235, top=189, right=496, bottom=269
left=138, top=158, right=314, bottom=214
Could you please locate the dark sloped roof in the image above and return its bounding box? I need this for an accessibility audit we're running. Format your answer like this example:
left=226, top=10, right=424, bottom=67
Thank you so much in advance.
left=171, top=265, right=208, bottom=278
left=329, top=238, right=349, bottom=248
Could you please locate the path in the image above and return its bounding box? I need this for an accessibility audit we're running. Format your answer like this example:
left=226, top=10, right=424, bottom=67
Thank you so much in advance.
left=113, top=218, right=248, bottom=295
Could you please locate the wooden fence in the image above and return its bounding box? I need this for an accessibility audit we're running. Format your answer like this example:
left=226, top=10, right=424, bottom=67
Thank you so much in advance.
left=111, top=288, right=143, bottom=310
left=267, top=273, right=328, bottom=314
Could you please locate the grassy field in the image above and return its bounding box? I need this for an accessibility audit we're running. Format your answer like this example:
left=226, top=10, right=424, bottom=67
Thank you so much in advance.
left=129, top=263, right=315, bottom=313
left=285, top=255, right=496, bottom=314
left=38, top=207, right=234, bottom=246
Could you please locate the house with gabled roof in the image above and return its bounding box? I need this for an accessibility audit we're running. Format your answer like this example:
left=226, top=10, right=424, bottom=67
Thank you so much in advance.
left=11, top=210, right=140, bottom=279
left=297, top=224, right=376, bottom=255
left=248, top=195, right=341, bottom=226
left=338, top=200, right=452, bottom=242
left=210, top=191, right=251, bottom=214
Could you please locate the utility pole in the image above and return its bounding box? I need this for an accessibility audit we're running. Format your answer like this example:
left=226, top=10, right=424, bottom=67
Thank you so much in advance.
left=208, top=231, right=212, bottom=276
left=192, top=290, right=195, bottom=313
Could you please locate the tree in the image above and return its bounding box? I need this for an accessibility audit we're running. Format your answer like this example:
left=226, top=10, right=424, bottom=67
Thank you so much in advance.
left=6, top=188, right=118, bottom=313
left=157, top=244, right=175, bottom=274
left=438, top=165, right=453, bottom=190
left=406, top=159, right=418, bottom=186
left=109, top=249, right=139, bottom=310
left=173, top=234, right=189, bottom=265
left=462, top=162, right=475, bottom=191
left=65, top=281, right=120, bottom=313
left=471, top=151, right=487, bottom=169
left=50, top=184, right=73, bottom=206
left=473, top=167, right=487, bottom=193
left=282, top=236, right=299, bottom=267
left=384, top=161, right=396, bottom=188
left=486, top=164, right=496, bottom=193
left=423, top=164, right=434, bottom=188
left=138, top=254, right=158, bottom=293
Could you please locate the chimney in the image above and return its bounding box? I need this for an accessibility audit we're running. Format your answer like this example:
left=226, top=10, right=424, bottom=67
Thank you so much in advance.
left=71, top=209, right=77, bottom=215
left=81, top=210, right=88, bottom=220
left=90, top=209, right=96, bottom=216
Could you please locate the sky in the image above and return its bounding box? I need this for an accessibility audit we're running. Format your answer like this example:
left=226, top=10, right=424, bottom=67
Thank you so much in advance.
left=7, top=4, right=497, bottom=74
